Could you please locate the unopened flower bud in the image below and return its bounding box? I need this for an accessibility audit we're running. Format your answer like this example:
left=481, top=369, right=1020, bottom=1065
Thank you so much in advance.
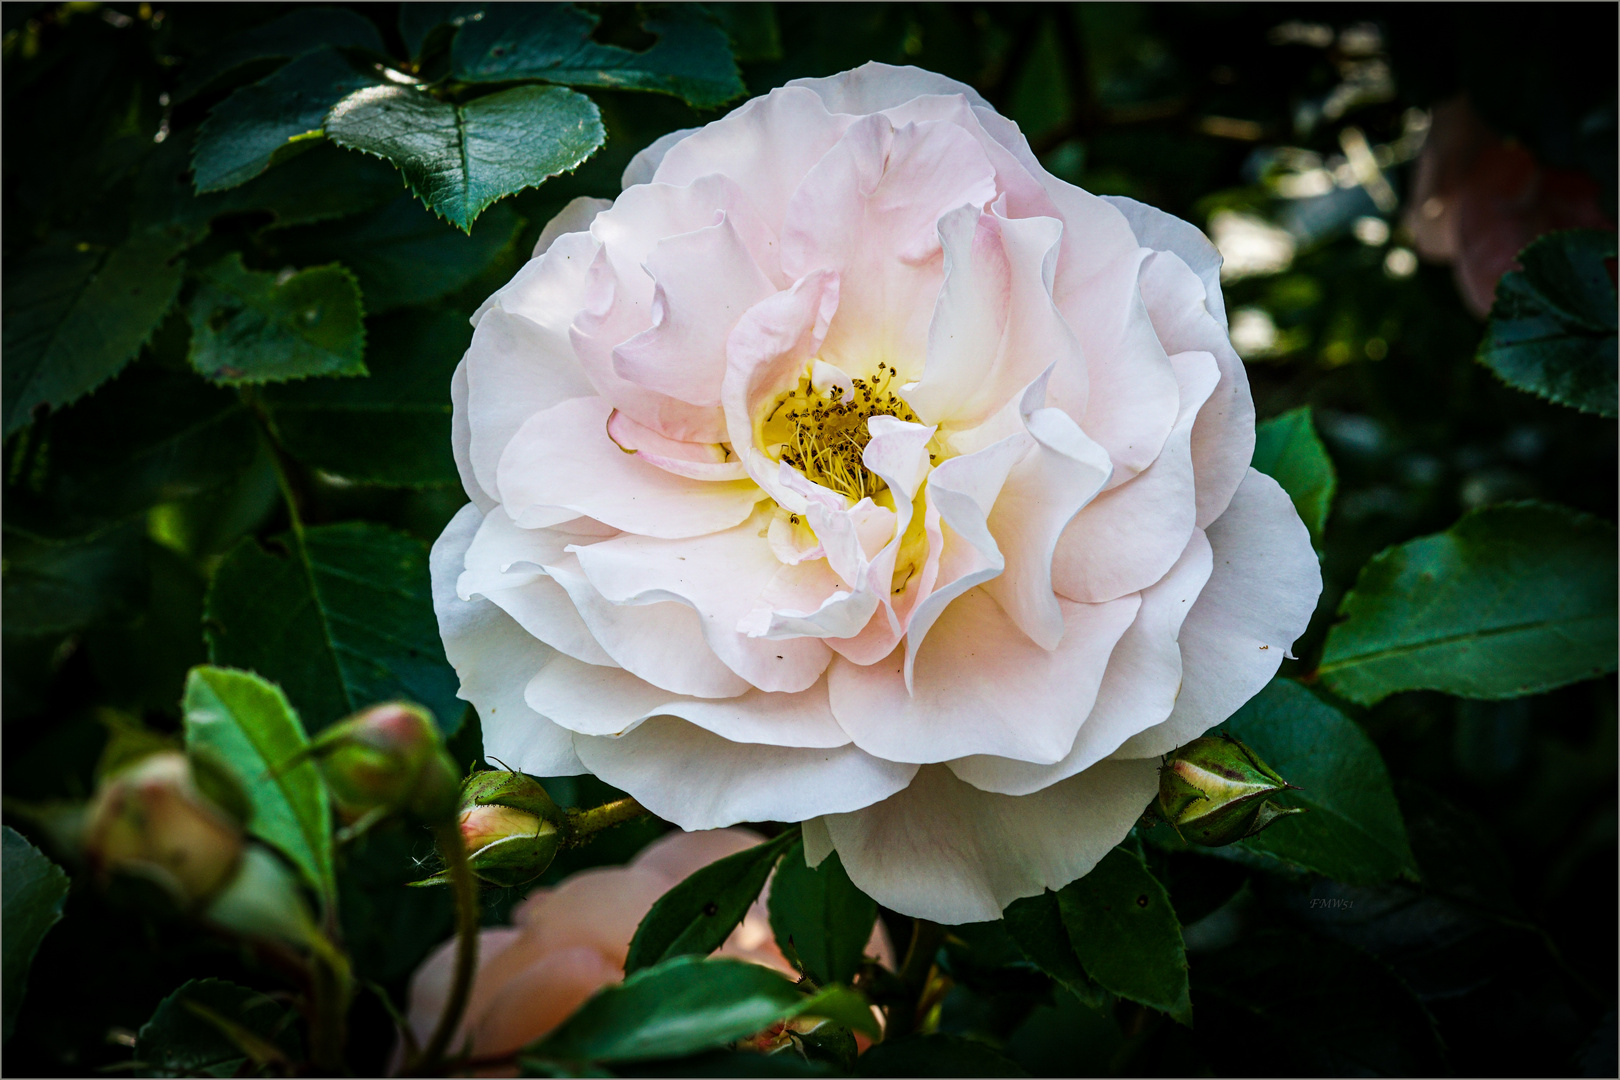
left=1157, top=735, right=1304, bottom=847
left=457, top=803, right=562, bottom=888
left=307, top=703, right=460, bottom=823
left=84, top=752, right=244, bottom=907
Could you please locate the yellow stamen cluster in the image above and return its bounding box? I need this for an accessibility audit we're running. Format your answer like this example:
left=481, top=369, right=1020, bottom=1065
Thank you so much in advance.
left=763, top=363, right=923, bottom=500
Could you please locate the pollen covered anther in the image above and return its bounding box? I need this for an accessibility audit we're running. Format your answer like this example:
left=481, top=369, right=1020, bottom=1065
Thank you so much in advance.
left=762, top=362, right=922, bottom=500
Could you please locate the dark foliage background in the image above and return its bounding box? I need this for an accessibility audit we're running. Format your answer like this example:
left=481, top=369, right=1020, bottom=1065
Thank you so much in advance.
left=2, top=3, right=1614, bottom=1077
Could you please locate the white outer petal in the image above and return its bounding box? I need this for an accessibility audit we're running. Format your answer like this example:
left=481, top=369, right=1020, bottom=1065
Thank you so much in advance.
left=573, top=717, right=918, bottom=831
left=1103, top=194, right=1227, bottom=330
left=1116, top=469, right=1321, bottom=757
left=821, top=759, right=1160, bottom=923
left=430, top=503, right=584, bottom=776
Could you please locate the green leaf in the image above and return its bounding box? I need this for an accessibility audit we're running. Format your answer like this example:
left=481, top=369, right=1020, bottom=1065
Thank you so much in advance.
left=187, top=253, right=366, bottom=385
left=135, top=978, right=301, bottom=1077
left=1056, top=846, right=1190, bottom=1024
left=192, top=48, right=385, bottom=194
left=1217, top=678, right=1418, bottom=883
left=450, top=5, right=746, bottom=109
left=1251, top=406, right=1335, bottom=548
left=2, top=521, right=146, bottom=638
left=173, top=7, right=386, bottom=103
left=264, top=308, right=469, bottom=487
left=2, top=230, right=189, bottom=436
left=1477, top=229, right=1618, bottom=417
left=529, top=955, right=870, bottom=1065
left=1317, top=502, right=1618, bottom=704
left=2, top=827, right=69, bottom=1043
left=325, top=83, right=605, bottom=232
left=1001, top=891, right=1108, bottom=1009
left=5, top=368, right=259, bottom=540
left=767, top=840, right=877, bottom=987
left=856, top=1034, right=1029, bottom=1078
left=627, top=829, right=798, bottom=974
left=182, top=666, right=336, bottom=911
left=213, top=141, right=407, bottom=230
left=399, top=3, right=461, bottom=61
left=268, top=194, right=522, bottom=314
left=204, top=522, right=462, bottom=734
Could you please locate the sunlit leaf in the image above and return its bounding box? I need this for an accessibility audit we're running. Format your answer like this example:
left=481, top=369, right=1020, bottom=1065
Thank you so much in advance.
left=325, top=83, right=603, bottom=232
left=1251, top=406, right=1336, bottom=548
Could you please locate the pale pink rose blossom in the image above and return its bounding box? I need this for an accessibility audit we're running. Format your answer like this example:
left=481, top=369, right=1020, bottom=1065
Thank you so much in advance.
left=431, top=63, right=1322, bottom=924
left=404, top=828, right=886, bottom=1066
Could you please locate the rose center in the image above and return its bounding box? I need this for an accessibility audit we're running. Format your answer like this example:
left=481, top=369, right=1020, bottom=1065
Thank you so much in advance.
left=760, top=362, right=924, bottom=500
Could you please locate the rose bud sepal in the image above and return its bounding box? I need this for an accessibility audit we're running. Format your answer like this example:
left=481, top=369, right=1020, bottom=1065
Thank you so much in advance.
left=1157, top=735, right=1306, bottom=847
left=410, top=770, right=566, bottom=888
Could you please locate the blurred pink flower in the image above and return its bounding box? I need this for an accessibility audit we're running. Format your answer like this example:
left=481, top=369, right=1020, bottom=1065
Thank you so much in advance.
left=402, top=828, right=890, bottom=1068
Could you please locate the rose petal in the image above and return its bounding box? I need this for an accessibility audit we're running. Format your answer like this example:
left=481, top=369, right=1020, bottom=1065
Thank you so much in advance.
left=820, top=758, right=1160, bottom=923
left=949, top=530, right=1212, bottom=795
left=1052, top=348, right=1219, bottom=603
left=829, top=585, right=1139, bottom=765
left=781, top=114, right=998, bottom=378
left=573, top=716, right=919, bottom=830
left=526, top=652, right=849, bottom=748
left=497, top=396, right=764, bottom=537
left=1103, top=194, right=1227, bottom=330
left=431, top=504, right=585, bottom=776
left=611, top=215, right=777, bottom=408
left=469, top=946, right=622, bottom=1057
left=450, top=358, right=493, bottom=512
left=457, top=509, right=617, bottom=668
left=1116, top=469, right=1321, bottom=757
left=787, top=62, right=993, bottom=114
left=622, top=128, right=699, bottom=190
left=466, top=308, right=598, bottom=503
left=534, top=195, right=614, bottom=259
left=545, top=553, right=751, bottom=699
left=1134, top=250, right=1255, bottom=527
left=571, top=507, right=833, bottom=693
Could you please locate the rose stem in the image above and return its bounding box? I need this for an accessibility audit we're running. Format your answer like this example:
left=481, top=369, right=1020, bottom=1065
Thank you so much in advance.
left=566, top=796, right=648, bottom=846
left=887, top=918, right=945, bottom=1039
left=407, top=822, right=481, bottom=1075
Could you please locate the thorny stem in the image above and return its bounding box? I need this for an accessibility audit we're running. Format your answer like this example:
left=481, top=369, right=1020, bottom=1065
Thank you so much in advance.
left=405, top=822, right=480, bottom=1075
left=566, top=796, right=648, bottom=846
left=886, top=918, right=945, bottom=1039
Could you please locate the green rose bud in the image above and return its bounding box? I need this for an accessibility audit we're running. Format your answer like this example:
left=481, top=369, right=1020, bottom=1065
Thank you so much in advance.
left=83, top=752, right=245, bottom=908
left=1157, top=735, right=1305, bottom=847
left=457, top=803, right=562, bottom=888
left=306, top=703, right=460, bottom=824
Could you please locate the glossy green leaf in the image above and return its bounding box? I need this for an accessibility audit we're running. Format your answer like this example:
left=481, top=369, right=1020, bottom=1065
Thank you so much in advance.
left=530, top=955, right=871, bottom=1065
left=1251, top=405, right=1335, bottom=548
left=2, top=827, right=69, bottom=1043
left=627, top=829, right=798, bottom=974
left=135, top=978, right=301, bottom=1077
left=325, top=83, right=604, bottom=231
left=857, top=1034, right=1029, bottom=1078
left=172, top=7, right=386, bottom=103
left=2, top=521, right=146, bottom=638
left=1218, top=678, right=1418, bottom=883
left=1477, top=229, right=1618, bottom=418
left=451, top=5, right=745, bottom=109
left=264, top=308, right=468, bottom=487
left=398, top=3, right=461, bottom=61
left=767, top=840, right=877, bottom=987
left=1318, top=502, right=1618, bottom=704
left=269, top=195, right=522, bottom=314
left=1056, top=847, right=1190, bottom=1024
left=3, top=230, right=188, bottom=436
left=192, top=48, right=385, bottom=194
left=182, top=666, right=335, bottom=910
left=1001, top=891, right=1107, bottom=1009
left=204, top=522, right=462, bottom=734
left=187, top=253, right=366, bottom=385
left=5, top=369, right=258, bottom=540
